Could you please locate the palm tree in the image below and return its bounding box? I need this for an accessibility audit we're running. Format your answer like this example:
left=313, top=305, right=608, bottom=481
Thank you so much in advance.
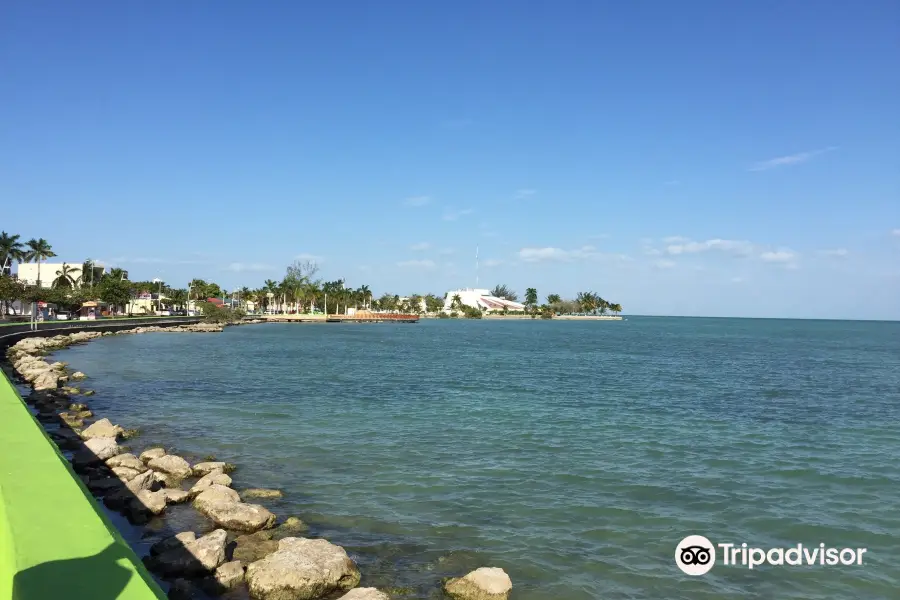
left=547, top=293, right=561, bottom=305
left=25, top=238, right=56, bottom=287
left=79, top=259, right=97, bottom=289
left=525, top=288, right=538, bottom=313
left=450, top=293, right=463, bottom=311
left=609, top=302, right=622, bottom=316
left=108, top=268, right=128, bottom=281
left=0, top=232, right=25, bottom=276
left=52, top=263, right=81, bottom=289
left=168, top=288, right=189, bottom=311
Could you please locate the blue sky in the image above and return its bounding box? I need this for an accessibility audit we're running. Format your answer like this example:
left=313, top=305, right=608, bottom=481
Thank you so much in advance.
left=2, top=1, right=898, bottom=319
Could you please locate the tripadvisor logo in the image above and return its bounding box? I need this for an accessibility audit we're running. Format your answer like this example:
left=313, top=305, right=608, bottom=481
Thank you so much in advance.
left=675, top=535, right=868, bottom=575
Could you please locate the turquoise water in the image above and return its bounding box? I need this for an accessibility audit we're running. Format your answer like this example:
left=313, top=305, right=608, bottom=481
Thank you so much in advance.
left=54, top=318, right=900, bottom=599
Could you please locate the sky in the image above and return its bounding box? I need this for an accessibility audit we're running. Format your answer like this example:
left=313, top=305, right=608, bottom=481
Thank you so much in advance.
left=2, top=1, right=898, bottom=319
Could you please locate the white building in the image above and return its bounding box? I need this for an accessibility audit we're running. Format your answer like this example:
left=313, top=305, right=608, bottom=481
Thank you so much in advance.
left=16, top=261, right=106, bottom=288
left=443, top=288, right=526, bottom=313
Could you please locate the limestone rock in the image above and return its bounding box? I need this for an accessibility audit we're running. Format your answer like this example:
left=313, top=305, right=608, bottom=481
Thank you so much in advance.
left=71, top=371, right=87, bottom=379
left=150, top=531, right=196, bottom=556
left=164, top=489, right=191, bottom=504
left=126, top=469, right=161, bottom=493
left=337, top=589, right=391, bottom=600
left=139, top=447, right=166, bottom=463
left=214, top=560, right=244, bottom=590
left=193, top=485, right=241, bottom=511
left=33, top=370, right=60, bottom=391
left=192, top=461, right=226, bottom=476
left=200, top=500, right=276, bottom=533
left=111, top=466, right=143, bottom=482
left=189, top=471, right=232, bottom=497
left=231, top=531, right=279, bottom=563
left=444, top=567, right=513, bottom=600
left=148, top=454, right=192, bottom=479
left=241, top=488, right=283, bottom=499
left=245, top=537, right=360, bottom=600
left=147, top=529, right=227, bottom=577
left=73, top=436, right=119, bottom=466
left=271, top=516, right=308, bottom=539
left=106, top=453, right=147, bottom=472
left=126, top=489, right=168, bottom=523
left=81, top=418, right=125, bottom=440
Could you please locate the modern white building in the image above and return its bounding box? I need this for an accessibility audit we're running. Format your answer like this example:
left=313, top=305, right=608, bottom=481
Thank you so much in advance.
left=443, top=288, right=526, bottom=313
left=16, top=261, right=106, bottom=288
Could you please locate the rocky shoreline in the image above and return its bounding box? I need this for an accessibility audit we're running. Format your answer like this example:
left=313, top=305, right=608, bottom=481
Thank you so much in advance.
left=4, top=325, right=512, bottom=600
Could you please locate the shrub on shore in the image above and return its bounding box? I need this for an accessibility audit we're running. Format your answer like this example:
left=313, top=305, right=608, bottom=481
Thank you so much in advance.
left=198, top=302, right=246, bottom=324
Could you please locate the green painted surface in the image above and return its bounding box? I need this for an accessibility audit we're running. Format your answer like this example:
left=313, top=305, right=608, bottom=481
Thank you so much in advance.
left=0, top=371, right=166, bottom=600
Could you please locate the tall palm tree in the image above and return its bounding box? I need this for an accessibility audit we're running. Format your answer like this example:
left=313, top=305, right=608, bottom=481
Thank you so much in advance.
left=358, top=284, right=371, bottom=309
left=79, top=259, right=96, bottom=288
left=108, top=267, right=128, bottom=281
left=525, top=288, right=538, bottom=313
left=450, top=293, right=463, bottom=311
left=52, top=263, right=81, bottom=289
left=547, top=293, right=561, bottom=305
left=25, top=238, right=56, bottom=287
left=0, top=231, right=25, bottom=276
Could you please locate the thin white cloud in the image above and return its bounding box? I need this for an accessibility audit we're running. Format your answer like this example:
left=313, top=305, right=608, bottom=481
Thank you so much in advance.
left=104, top=256, right=208, bottom=265
left=662, top=236, right=691, bottom=244
left=643, top=247, right=663, bottom=256
left=666, top=239, right=754, bottom=256
left=483, top=259, right=504, bottom=267
left=759, top=250, right=799, bottom=264
left=748, top=146, right=838, bottom=172
left=438, top=248, right=456, bottom=256
left=653, top=259, right=677, bottom=269
left=294, top=253, right=323, bottom=263
left=514, top=189, right=537, bottom=199
left=518, top=245, right=631, bottom=264
left=225, top=262, right=276, bottom=273
left=442, top=208, right=474, bottom=221
left=410, top=242, right=431, bottom=251
left=819, top=248, right=849, bottom=258
left=891, top=228, right=900, bottom=237
left=396, top=259, right=435, bottom=269
left=404, top=195, right=431, bottom=207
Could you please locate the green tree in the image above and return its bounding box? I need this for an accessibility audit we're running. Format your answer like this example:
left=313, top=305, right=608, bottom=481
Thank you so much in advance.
left=490, top=284, right=518, bottom=302
left=98, top=277, right=132, bottom=315
left=0, top=232, right=25, bottom=276
left=424, top=294, right=444, bottom=314
left=546, top=293, right=561, bottom=305
left=609, top=302, right=622, bottom=316
left=0, top=275, right=25, bottom=317
left=168, top=288, right=189, bottom=311
left=25, top=238, right=56, bottom=286
left=450, top=293, right=463, bottom=311
left=52, top=263, right=81, bottom=289
left=524, top=288, right=538, bottom=313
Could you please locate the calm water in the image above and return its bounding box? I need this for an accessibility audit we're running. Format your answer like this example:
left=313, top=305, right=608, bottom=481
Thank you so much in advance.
left=52, top=318, right=900, bottom=599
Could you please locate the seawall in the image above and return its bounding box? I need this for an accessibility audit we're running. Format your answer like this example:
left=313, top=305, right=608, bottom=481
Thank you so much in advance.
left=0, top=317, right=201, bottom=600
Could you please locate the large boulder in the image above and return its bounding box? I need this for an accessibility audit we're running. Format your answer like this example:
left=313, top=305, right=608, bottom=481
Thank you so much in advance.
left=193, top=485, right=241, bottom=511
left=139, top=448, right=166, bottom=463
left=189, top=471, right=232, bottom=497
left=200, top=501, right=276, bottom=533
left=111, top=466, right=143, bottom=482
left=241, top=488, right=283, bottom=499
left=126, top=489, right=168, bottom=522
left=146, top=529, right=227, bottom=577
left=444, top=567, right=513, bottom=600
left=337, top=589, right=391, bottom=600
left=81, top=418, right=125, bottom=440
left=192, top=461, right=227, bottom=476
left=148, top=454, right=192, bottom=479
left=245, top=538, right=360, bottom=600
left=73, top=437, right=119, bottom=467
left=106, top=453, right=147, bottom=472
left=33, top=370, right=60, bottom=391
left=213, top=561, right=245, bottom=590
left=163, top=489, right=191, bottom=504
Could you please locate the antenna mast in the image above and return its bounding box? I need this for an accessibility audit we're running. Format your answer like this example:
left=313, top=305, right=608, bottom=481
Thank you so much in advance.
left=475, top=245, right=479, bottom=288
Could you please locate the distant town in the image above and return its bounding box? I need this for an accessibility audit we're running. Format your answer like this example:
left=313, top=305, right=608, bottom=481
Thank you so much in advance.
left=1, top=232, right=622, bottom=321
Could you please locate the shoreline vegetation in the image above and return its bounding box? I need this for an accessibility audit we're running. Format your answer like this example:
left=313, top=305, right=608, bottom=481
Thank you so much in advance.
left=1, top=233, right=623, bottom=322
left=3, top=325, right=513, bottom=600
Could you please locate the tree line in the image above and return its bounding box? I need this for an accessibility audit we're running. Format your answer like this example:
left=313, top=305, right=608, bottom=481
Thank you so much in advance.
left=1, top=231, right=622, bottom=319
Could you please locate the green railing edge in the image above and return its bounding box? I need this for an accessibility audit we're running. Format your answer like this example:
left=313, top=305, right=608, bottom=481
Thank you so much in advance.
left=0, top=315, right=199, bottom=328
left=0, top=368, right=167, bottom=600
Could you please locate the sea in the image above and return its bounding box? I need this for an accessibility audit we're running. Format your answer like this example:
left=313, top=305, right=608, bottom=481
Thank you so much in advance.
left=49, top=317, right=900, bottom=599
